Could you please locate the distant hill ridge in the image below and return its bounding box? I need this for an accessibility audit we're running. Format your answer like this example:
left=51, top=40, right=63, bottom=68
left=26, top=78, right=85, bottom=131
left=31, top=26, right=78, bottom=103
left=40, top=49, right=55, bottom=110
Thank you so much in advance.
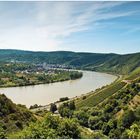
left=0, top=49, right=140, bottom=74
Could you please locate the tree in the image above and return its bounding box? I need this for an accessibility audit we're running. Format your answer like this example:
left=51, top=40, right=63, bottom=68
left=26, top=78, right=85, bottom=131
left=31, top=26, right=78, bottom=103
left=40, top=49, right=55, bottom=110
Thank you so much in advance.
left=58, top=101, right=75, bottom=118
left=0, top=125, right=5, bottom=139
left=58, top=118, right=80, bottom=138
left=104, top=104, right=113, bottom=113
left=89, top=107, right=101, bottom=116
left=69, top=101, right=76, bottom=110
left=82, top=96, right=86, bottom=100
left=29, top=104, right=39, bottom=109
left=88, top=116, right=99, bottom=130
left=38, top=75, right=45, bottom=81
left=61, top=107, right=73, bottom=118
left=108, top=119, right=117, bottom=129
left=50, top=103, right=57, bottom=113
left=126, top=124, right=140, bottom=139
left=109, top=128, right=121, bottom=138
left=135, top=106, right=140, bottom=120
left=59, top=97, right=69, bottom=102
left=69, top=72, right=82, bottom=80
left=74, top=110, right=89, bottom=127
left=15, top=113, right=80, bottom=139
left=119, top=110, right=136, bottom=128
left=58, top=104, right=73, bottom=118
left=102, top=122, right=111, bottom=135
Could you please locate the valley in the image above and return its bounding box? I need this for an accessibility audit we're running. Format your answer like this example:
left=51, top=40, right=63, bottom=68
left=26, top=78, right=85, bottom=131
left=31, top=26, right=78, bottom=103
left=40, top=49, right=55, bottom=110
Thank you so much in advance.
left=0, top=1, right=140, bottom=139
left=0, top=49, right=140, bottom=139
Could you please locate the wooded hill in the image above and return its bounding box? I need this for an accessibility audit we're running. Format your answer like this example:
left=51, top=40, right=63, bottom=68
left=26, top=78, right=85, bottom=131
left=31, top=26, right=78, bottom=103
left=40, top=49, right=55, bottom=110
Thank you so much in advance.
left=0, top=49, right=140, bottom=138
left=0, top=94, right=36, bottom=138
left=0, top=49, right=140, bottom=74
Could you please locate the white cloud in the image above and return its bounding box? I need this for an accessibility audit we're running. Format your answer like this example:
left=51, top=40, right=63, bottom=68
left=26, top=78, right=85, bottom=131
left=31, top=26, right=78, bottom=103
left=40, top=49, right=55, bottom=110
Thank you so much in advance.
left=0, top=26, right=62, bottom=51
left=0, top=1, right=137, bottom=51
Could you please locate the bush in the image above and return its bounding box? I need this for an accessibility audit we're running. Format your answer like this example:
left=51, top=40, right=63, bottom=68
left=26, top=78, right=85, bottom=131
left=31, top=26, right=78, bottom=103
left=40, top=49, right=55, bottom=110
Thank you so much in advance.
left=58, top=105, right=73, bottom=118
left=58, top=101, right=76, bottom=118
left=14, top=113, right=80, bottom=139
left=82, top=96, right=86, bottom=100
left=69, top=101, right=76, bottom=110
left=73, top=110, right=89, bottom=127
left=59, top=97, right=69, bottom=102
left=58, top=118, right=80, bottom=138
left=0, top=125, right=5, bottom=139
left=50, top=103, right=57, bottom=113
left=102, top=123, right=111, bottom=135
left=104, top=104, right=113, bottom=113
left=29, top=104, right=39, bottom=109
left=88, top=116, right=100, bottom=130
left=135, top=106, right=140, bottom=120
left=89, top=107, right=101, bottom=116
left=125, top=124, right=140, bottom=139
left=119, top=110, right=136, bottom=128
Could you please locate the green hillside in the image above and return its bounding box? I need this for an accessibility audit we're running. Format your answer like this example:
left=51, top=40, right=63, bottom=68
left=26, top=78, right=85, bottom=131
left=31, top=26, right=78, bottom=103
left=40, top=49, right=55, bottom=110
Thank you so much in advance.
left=12, top=77, right=140, bottom=139
left=0, top=49, right=140, bottom=138
left=0, top=49, right=140, bottom=75
left=90, top=53, right=140, bottom=74
left=76, top=81, right=126, bottom=108
left=126, top=67, right=140, bottom=80
left=76, top=66, right=140, bottom=109
left=0, top=94, right=36, bottom=138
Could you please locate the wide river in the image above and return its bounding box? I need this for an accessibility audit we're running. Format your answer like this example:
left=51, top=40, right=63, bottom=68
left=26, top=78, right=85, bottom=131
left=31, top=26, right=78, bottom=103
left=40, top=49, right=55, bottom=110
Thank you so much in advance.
left=0, top=71, right=117, bottom=107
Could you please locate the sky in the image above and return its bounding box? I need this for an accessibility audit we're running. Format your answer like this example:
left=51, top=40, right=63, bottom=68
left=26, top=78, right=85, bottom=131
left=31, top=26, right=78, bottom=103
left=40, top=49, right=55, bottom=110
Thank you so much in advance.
left=0, top=1, right=140, bottom=54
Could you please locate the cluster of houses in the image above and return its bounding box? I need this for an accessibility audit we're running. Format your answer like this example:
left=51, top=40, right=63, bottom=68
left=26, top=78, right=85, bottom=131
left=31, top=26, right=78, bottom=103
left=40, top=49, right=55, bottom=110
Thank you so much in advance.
left=15, top=63, right=74, bottom=75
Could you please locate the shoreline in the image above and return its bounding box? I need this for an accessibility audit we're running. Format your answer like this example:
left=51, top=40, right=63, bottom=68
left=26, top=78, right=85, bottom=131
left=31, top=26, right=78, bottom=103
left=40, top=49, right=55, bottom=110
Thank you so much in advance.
left=0, top=69, right=83, bottom=89
left=0, top=76, right=82, bottom=89
left=0, top=69, right=118, bottom=89
left=0, top=69, right=117, bottom=109
left=30, top=70, right=118, bottom=111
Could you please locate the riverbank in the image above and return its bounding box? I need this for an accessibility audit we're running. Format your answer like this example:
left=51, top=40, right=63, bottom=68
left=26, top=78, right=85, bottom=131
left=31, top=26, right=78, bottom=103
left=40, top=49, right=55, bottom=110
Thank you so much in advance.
left=0, top=70, right=116, bottom=107
left=29, top=70, right=118, bottom=111
left=0, top=69, right=83, bottom=88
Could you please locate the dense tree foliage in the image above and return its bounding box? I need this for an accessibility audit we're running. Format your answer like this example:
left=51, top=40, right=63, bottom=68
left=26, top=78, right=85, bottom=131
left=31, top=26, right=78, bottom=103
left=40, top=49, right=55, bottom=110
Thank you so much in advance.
left=0, top=124, right=5, bottom=139
left=74, top=81, right=140, bottom=138
left=1, top=72, right=140, bottom=139
left=0, top=50, right=140, bottom=138
left=118, top=110, right=136, bottom=128
left=0, top=63, right=82, bottom=87
left=0, top=94, right=36, bottom=136
left=58, top=102, right=75, bottom=118
left=0, top=49, right=140, bottom=75
left=74, top=110, right=89, bottom=127
left=12, top=113, right=80, bottom=139
left=125, top=124, right=140, bottom=139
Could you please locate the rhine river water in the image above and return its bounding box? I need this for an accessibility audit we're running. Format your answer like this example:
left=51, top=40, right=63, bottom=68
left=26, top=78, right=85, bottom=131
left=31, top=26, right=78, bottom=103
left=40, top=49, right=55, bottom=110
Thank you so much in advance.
left=0, top=71, right=117, bottom=107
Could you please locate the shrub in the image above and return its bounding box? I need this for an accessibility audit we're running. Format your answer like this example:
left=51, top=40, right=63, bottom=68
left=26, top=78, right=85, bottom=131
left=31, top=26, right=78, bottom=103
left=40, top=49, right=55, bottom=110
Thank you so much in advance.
left=74, top=110, right=89, bottom=127
left=50, top=103, right=57, bottom=113
left=59, top=97, right=69, bottom=102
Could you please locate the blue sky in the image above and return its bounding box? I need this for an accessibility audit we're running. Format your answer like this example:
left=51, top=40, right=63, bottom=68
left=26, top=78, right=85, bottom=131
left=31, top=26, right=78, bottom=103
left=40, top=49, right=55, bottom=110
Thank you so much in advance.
left=0, top=1, right=140, bottom=54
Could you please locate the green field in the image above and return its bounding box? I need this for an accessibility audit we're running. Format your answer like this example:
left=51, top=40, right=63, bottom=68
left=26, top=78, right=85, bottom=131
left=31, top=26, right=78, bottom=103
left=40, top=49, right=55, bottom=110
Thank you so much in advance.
left=76, top=81, right=126, bottom=108
left=76, top=66, right=140, bottom=109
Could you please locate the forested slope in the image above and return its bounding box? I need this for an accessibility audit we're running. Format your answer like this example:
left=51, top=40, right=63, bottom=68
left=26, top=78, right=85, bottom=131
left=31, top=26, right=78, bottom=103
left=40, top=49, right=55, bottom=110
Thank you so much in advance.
left=0, top=94, right=36, bottom=138
left=0, top=49, right=140, bottom=138
left=0, top=49, right=140, bottom=75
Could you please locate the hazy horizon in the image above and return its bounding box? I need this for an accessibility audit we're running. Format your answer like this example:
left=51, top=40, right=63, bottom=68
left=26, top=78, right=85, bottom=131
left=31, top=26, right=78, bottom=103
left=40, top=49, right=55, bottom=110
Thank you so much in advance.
left=1, top=48, right=140, bottom=55
left=0, top=1, right=140, bottom=54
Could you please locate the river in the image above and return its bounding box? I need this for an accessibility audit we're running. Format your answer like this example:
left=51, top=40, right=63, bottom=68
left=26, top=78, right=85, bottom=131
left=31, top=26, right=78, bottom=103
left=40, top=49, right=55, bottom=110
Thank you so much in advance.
left=0, top=71, right=117, bottom=107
